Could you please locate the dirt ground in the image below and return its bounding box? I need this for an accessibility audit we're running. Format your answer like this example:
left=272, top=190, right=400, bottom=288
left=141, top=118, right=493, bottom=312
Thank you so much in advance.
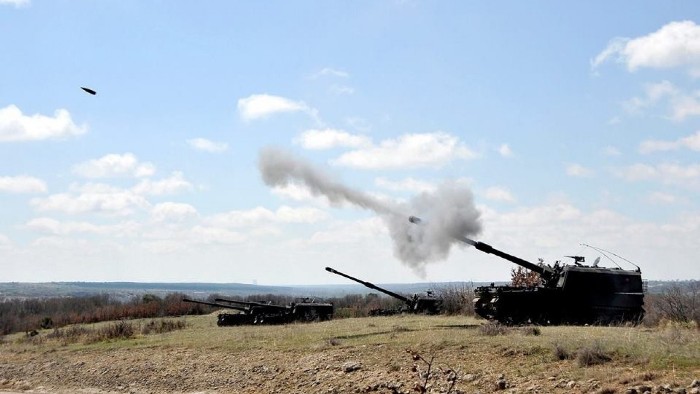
left=0, top=315, right=698, bottom=393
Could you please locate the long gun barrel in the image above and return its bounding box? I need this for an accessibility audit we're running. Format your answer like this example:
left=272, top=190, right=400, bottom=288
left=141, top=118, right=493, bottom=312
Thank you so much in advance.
left=325, top=267, right=411, bottom=304
left=183, top=298, right=249, bottom=312
left=214, top=298, right=289, bottom=310
left=408, top=216, right=554, bottom=279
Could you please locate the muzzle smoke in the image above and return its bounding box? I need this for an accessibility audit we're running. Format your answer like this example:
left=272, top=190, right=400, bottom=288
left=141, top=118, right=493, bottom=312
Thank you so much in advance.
left=258, top=148, right=482, bottom=276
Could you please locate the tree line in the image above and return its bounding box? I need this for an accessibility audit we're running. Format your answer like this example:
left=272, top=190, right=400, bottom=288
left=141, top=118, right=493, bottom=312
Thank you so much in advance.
left=1, top=280, right=697, bottom=336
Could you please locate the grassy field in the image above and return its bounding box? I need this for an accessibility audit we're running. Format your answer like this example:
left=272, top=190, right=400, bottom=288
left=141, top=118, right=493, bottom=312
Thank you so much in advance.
left=1, top=314, right=698, bottom=393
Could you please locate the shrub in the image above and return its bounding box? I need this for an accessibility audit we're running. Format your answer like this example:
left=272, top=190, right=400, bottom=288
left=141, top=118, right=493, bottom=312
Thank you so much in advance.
left=141, top=319, right=188, bottom=335
left=478, top=322, right=509, bottom=336
left=576, top=345, right=612, bottom=367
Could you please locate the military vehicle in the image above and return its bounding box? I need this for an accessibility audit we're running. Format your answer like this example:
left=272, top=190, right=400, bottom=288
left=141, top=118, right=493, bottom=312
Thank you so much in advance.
left=182, top=298, right=254, bottom=326
left=325, top=267, right=443, bottom=315
left=408, top=216, right=645, bottom=325
left=215, top=297, right=334, bottom=324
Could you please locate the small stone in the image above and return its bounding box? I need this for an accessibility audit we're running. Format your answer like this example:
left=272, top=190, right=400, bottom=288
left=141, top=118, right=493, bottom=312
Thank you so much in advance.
left=342, top=362, right=361, bottom=373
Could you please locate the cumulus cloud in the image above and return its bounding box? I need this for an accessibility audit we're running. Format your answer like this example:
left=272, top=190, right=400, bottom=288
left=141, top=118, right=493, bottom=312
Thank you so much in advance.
left=648, top=191, right=678, bottom=205
left=639, top=131, right=700, bottom=153
left=613, top=162, right=700, bottom=186
left=187, top=138, right=228, bottom=153
left=311, top=67, right=350, bottom=79
left=482, top=186, right=516, bottom=203
left=206, top=206, right=328, bottom=228
left=132, top=172, right=193, bottom=195
left=498, top=144, right=513, bottom=157
left=0, top=105, right=86, bottom=142
left=332, top=132, right=477, bottom=169
left=565, top=163, right=595, bottom=178
left=0, top=0, right=30, bottom=8
left=25, top=217, right=139, bottom=237
left=30, top=184, right=150, bottom=216
left=296, top=128, right=371, bottom=150
left=151, top=202, right=198, bottom=222
left=73, top=153, right=155, bottom=178
left=592, top=20, right=700, bottom=74
left=237, top=94, right=316, bottom=121
left=603, top=146, right=622, bottom=156
left=0, top=175, right=47, bottom=193
left=622, top=81, right=700, bottom=121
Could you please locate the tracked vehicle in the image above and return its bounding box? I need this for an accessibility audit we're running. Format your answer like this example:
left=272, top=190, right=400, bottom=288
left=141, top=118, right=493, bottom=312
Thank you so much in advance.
left=408, top=216, right=644, bottom=325
left=325, top=267, right=442, bottom=315
left=215, top=297, right=334, bottom=324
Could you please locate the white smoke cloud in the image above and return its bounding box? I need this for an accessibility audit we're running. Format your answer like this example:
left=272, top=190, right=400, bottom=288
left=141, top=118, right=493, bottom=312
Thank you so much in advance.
left=258, top=147, right=482, bottom=276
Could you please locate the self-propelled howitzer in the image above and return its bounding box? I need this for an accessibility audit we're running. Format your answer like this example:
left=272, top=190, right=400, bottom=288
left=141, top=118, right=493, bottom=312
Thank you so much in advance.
left=325, top=267, right=442, bottom=315
left=407, top=216, right=645, bottom=325
left=215, top=297, right=334, bottom=324
left=182, top=298, right=253, bottom=326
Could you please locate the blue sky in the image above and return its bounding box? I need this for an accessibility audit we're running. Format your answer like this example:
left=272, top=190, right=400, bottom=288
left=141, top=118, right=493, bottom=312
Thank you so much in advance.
left=1, top=1, right=699, bottom=284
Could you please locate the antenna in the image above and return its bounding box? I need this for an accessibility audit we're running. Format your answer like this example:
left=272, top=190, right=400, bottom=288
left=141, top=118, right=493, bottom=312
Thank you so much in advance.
left=580, top=243, right=640, bottom=271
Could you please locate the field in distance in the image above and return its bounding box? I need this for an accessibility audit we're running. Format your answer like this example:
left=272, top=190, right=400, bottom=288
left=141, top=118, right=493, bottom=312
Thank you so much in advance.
left=0, top=314, right=698, bottom=393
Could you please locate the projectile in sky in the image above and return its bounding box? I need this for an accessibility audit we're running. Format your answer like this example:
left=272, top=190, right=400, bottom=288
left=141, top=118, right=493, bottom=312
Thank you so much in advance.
left=81, top=87, right=97, bottom=95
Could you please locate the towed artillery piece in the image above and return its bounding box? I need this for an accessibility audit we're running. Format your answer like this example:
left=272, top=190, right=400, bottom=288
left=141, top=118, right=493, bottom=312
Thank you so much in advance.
left=214, top=297, right=334, bottom=324
left=325, top=267, right=442, bottom=315
left=182, top=298, right=254, bottom=326
left=408, top=216, right=645, bottom=325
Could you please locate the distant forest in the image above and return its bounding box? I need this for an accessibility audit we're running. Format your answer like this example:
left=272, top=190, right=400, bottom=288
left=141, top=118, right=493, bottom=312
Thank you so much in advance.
left=0, top=280, right=697, bottom=336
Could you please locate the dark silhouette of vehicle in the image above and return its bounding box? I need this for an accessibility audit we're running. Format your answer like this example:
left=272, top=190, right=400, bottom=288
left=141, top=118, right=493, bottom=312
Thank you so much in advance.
left=407, top=216, right=645, bottom=325
left=214, top=297, right=334, bottom=324
left=182, top=298, right=254, bottom=326
left=325, top=267, right=442, bottom=315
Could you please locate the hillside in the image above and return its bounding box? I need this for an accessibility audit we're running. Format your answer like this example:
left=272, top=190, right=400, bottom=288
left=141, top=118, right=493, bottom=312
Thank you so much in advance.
left=1, top=314, right=698, bottom=393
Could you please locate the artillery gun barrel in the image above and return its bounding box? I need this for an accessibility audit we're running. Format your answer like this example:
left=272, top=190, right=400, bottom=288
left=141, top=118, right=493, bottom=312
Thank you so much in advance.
left=214, top=297, right=289, bottom=310
left=182, top=298, right=248, bottom=312
left=408, top=216, right=554, bottom=278
left=325, top=267, right=411, bottom=303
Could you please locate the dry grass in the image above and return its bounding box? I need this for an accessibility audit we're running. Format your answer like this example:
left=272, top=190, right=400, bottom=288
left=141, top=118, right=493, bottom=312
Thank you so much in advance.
left=2, top=313, right=698, bottom=393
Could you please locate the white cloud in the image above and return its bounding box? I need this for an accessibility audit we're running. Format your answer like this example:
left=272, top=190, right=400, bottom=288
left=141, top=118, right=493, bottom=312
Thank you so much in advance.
left=648, top=192, right=678, bottom=205
left=0, top=175, right=47, bottom=193
left=73, top=153, right=155, bottom=178
left=311, top=67, right=350, bottom=79
left=622, top=81, right=700, bottom=121
left=330, top=85, right=355, bottom=95
left=639, top=131, right=700, bottom=153
left=0, top=0, right=29, bottom=8
left=25, top=217, right=139, bottom=237
left=190, top=226, right=247, bottom=244
left=374, top=177, right=436, bottom=193
left=332, top=132, right=477, bottom=169
left=151, top=202, right=198, bottom=222
left=603, top=146, right=621, bottom=156
left=482, top=186, right=516, bottom=203
left=187, top=138, right=228, bottom=153
left=0, top=233, right=11, bottom=249
left=132, top=172, right=193, bottom=196
left=565, top=163, right=594, bottom=178
left=613, top=162, right=700, bottom=186
left=237, top=94, right=314, bottom=121
left=593, top=20, right=700, bottom=74
left=206, top=206, right=328, bottom=228
left=30, top=185, right=150, bottom=216
left=0, top=105, right=86, bottom=142
left=296, top=128, right=371, bottom=150
left=497, top=144, right=513, bottom=157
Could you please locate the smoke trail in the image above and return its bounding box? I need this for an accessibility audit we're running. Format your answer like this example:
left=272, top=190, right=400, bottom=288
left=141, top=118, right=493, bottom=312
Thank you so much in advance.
left=258, top=147, right=482, bottom=276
